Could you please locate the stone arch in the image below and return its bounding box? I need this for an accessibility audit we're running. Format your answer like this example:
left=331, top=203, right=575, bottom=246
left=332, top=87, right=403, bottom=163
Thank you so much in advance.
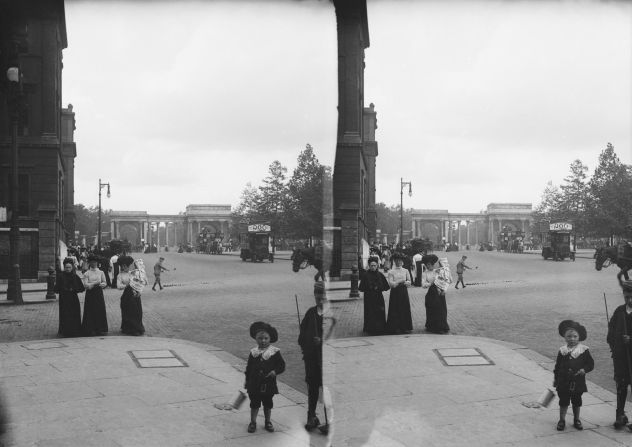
left=119, top=223, right=140, bottom=245
left=419, top=222, right=441, bottom=243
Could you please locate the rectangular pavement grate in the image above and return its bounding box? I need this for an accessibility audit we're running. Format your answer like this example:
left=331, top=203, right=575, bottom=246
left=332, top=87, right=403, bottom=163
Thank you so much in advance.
left=128, top=349, right=188, bottom=368
left=130, top=350, right=177, bottom=359
left=22, top=341, right=67, bottom=350
left=433, top=347, right=495, bottom=366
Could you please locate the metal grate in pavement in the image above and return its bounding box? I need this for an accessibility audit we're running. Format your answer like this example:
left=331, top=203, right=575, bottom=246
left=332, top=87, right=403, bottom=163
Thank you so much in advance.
left=128, top=349, right=188, bottom=368
left=433, top=347, right=494, bottom=366
left=22, top=341, right=67, bottom=350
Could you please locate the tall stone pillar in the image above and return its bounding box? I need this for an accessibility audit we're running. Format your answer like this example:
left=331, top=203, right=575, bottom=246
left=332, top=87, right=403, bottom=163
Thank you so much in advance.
left=332, top=0, right=370, bottom=279
left=111, top=221, right=115, bottom=239
left=466, top=221, right=470, bottom=246
left=458, top=221, right=462, bottom=247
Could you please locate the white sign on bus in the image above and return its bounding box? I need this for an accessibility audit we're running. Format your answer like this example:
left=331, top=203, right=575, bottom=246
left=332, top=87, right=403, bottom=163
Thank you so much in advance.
left=549, top=222, right=572, bottom=231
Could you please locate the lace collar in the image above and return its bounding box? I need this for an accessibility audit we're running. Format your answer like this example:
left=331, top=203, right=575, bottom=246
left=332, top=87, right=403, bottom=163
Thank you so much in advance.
left=559, top=343, right=588, bottom=358
left=250, top=345, right=279, bottom=360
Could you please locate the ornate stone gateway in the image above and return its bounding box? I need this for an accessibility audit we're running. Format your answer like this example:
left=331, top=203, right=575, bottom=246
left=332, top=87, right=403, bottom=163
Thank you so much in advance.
left=109, top=204, right=231, bottom=249
left=411, top=203, right=532, bottom=249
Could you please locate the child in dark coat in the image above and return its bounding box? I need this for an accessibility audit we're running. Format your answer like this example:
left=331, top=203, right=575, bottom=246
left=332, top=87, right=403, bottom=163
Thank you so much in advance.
left=244, top=321, right=285, bottom=433
left=299, top=281, right=327, bottom=431
left=553, top=320, right=594, bottom=431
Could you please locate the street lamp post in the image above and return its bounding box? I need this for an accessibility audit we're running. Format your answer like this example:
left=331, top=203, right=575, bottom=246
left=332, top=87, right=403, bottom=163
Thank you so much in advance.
left=97, top=179, right=110, bottom=252
left=400, top=178, right=412, bottom=246
left=6, top=65, right=23, bottom=304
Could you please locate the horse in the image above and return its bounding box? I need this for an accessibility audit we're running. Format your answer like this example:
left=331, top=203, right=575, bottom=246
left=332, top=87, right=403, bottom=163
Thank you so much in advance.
left=595, top=243, right=632, bottom=285
left=291, top=247, right=325, bottom=281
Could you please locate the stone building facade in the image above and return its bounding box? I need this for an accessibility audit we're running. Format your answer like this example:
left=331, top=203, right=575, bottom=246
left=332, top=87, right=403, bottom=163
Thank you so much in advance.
left=109, top=205, right=231, bottom=248
left=0, top=0, right=72, bottom=280
left=410, top=203, right=533, bottom=248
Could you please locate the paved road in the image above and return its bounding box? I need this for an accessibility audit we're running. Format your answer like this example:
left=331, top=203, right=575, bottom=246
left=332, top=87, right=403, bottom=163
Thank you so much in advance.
left=0, top=249, right=625, bottom=397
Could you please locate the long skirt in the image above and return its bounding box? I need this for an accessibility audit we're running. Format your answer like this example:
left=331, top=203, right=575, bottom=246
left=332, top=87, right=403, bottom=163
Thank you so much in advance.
left=120, top=286, right=145, bottom=335
left=363, top=290, right=387, bottom=335
left=386, top=285, right=413, bottom=334
left=425, top=284, right=449, bottom=333
left=58, top=291, right=82, bottom=337
left=82, top=287, right=108, bottom=336
left=414, top=261, right=423, bottom=286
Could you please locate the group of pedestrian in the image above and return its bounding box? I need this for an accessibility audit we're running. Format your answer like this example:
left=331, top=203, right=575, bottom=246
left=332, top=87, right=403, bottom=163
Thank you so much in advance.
left=55, top=255, right=148, bottom=337
left=360, top=252, right=454, bottom=336
left=65, top=244, right=122, bottom=289
left=243, top=282, right=327, bottom=434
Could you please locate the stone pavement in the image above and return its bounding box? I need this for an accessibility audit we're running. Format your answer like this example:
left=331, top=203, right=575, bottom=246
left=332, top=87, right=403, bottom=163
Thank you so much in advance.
left=0, top=336, right=328, bottom=447
left=2, top=330, right=632, bottom=446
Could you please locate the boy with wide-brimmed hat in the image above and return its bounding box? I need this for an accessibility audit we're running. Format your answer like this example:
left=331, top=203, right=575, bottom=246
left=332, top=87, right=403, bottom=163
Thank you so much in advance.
left=608, top=280, right=632, bottom=428
left=244, top=321, right=285, bottom=433
left=554, top=320, right=594, bottom=431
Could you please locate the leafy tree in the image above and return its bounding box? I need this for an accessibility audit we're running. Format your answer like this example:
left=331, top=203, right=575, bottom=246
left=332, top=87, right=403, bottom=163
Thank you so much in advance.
left=375, top=202, right=412, bottom=239
left=73, top=204, right=112, bottom=241
left=230, top=183, right=260, bottom=240
left=558, top=160, right=591, bottom=237
left=286, top=144, right=326, bottom=239
left=253, top=160, right=288, bottom=233
left=587, top=143, right=632, bottom=237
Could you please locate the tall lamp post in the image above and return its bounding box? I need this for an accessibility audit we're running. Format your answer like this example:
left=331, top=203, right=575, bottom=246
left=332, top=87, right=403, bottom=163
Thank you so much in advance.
left=97, top=179, right=110, bottom=252
left=400, top=178, right=412, bottom=246
left=6, top=65, right=23, bottom=303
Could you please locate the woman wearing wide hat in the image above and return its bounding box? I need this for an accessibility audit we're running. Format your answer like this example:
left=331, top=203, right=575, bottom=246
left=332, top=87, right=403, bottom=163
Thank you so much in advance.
left=385, top=251, right=413, bottom=334
left=81, top=254, right=109, bottom=336
left=54, top=257, right=85, bottom=337
left=359, top=256, right=389, bottom=335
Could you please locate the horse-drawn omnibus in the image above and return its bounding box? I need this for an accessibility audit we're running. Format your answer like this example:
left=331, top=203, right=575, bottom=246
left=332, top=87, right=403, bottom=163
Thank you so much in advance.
left=540, top=221, right=575, bottom=261
left=498, top=228, right=525, bottom=253
left=239, top=222, right=274, bottom=262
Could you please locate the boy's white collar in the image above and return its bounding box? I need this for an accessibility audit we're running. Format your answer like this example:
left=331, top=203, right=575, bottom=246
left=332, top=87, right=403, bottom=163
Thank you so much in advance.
left=250, top=345, right=279, bottom=360
left=559, top=343, right=588, bottom=358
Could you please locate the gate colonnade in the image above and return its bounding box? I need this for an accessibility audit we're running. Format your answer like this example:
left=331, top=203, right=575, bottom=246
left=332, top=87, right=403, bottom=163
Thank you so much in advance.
left=411, top=203, right=532, bottom=248
left=109, top=204, right=231, bottom=249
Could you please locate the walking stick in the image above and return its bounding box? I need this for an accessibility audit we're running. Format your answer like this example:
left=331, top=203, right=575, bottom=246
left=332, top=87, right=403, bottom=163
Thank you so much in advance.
left=295, top=294, right=301, bottom=325
left=604, top=292, right=610, bottom=324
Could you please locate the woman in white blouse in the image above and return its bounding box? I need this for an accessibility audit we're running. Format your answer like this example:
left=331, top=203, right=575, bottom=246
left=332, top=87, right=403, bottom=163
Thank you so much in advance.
left=81, top=254, right=109, bottom=336
left=385, top=252, right=413, bottom=334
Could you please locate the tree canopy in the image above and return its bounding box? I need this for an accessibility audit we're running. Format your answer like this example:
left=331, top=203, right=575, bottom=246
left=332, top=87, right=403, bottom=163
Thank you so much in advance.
left=533, top=143, right=632, bottom=238
left=232, top=144, right=329, bottom=241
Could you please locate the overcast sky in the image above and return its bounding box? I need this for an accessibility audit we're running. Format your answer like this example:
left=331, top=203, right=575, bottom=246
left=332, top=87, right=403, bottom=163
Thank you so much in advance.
left=64, top=0, right=631, bottom=215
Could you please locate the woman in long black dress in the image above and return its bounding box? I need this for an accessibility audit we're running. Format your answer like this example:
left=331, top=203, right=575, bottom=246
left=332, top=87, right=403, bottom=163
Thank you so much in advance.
left=117, top=256, right=146, bottom=336
left=81, top=254, right=108, bottom=336
left=386, top=252, right=413, bottom=334
left=422, top=254, right=449, bottom=334
left=54, top=258, right=84, bottom=337
left=359, top=256, right=389, bottom=335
